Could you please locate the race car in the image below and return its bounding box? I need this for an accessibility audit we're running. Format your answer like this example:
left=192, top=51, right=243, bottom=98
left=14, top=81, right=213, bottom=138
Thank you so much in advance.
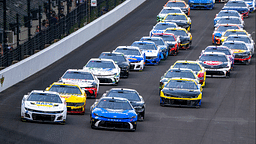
left=99, top=52, right=130, bottom=78
left=140, top=36, right=169, bottom=60
left=243, top=0, right=255, bottom=12
left=214, top=10, right=243, bottom=26
left=164, top=0, right=191, bottom=16
left=152, top=33, right=180, bottom=56
left=157, top=7, right=185, bottom=22
left=46, top=82, right=87, bottom=114
left=171, top=60, right=206, bottom=87
left=225, top=34, right=255, bottom=56
left=188, top=0, right=215, bottom=9
left=90, top=97, right=137, bottom=131
left=200, top=46, right=235, bottom=69
left=131, top=41, right=161, bottom=65
left=164, top=27, right=192, bottom=50
left=160, top=78, right=203, bottom=108
left=198, top=52, right=232, bottom=77
left=159, top=68, right=199, bottom=91
left=222, top=0, right=250, bottom=18
left=102, top=88, right=146, bottom=121
left=21, top=90, right=67, bottom=124
left=214, top=16, right=244, bottom=29
left=59, top=69, right=99, bottom=98
left=113, top=46, right=145, bottom=71
left=222, top=41, right=252, bottom=64
left=83, top=58, right=121, bottom=85
left=161, top=13, right=191, bottom=31
left=149, top=22, right=178, bottom=36
left=212, top=24, right=242, bottom=45
left=219, top=29, right=251, bottom=44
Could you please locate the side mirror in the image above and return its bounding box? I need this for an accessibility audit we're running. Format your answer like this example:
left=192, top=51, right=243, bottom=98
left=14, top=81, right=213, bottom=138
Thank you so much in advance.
left=45, top=87, right=50, bottom=91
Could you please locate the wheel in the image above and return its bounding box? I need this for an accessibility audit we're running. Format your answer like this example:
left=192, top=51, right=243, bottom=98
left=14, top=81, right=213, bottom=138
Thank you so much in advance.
left=138, top=111, right=145, bottom=121
left=246, top=59, right=251, bottom=65
left=225, top=71, right=230, bottom=78
left=60, top=120, right=66, bottom=125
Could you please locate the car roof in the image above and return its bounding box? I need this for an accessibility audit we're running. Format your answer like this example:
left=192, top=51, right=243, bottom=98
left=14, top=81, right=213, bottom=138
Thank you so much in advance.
left=31, top=90, right=60, bottom=96
left=89, top=58, right=115, bottom=62
left=116, top=46, right=140, bottom=50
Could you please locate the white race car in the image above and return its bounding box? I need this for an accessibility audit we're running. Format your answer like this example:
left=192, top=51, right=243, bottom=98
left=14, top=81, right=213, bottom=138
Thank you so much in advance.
left=113, top=46, right=145, bottom=71
left=21, top=90, right=67, bottom=124
left=83, top=58, right=120, bottom=85
left=59, top=69, right=99, bottom=98
left=198, top=52, right=232, bottom=78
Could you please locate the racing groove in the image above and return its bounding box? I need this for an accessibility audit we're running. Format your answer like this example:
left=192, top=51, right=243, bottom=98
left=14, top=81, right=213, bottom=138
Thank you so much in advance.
left=0, top=0, right=255, bottom=144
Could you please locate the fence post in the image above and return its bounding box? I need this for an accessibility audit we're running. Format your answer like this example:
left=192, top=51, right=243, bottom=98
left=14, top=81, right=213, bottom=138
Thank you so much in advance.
left=27, top=0, right=31, bottom=41
left=3, top=0, right=8, bottom=67
left=39, top=6, right=42, bottom=32
left=48, top=0, right=51, bottom=27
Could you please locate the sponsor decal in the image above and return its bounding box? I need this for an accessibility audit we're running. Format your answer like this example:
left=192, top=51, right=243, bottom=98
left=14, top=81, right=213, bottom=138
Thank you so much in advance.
left=0, top=75, right=4, bottom=87
left=35, top=102, right=53, bottom=107
left=128, top=58, right=137, bottom=60
left=232, top=49, right=246, bottom=53
left=203, top=61, right=222, bottom=65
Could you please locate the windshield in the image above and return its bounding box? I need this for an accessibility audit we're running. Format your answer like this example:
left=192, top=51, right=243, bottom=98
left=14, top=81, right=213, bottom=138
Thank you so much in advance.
left=205, top=48, right=231, bottom=55
left=224, top=31, right=247, bottom=37
left=97, top=99, right=133, bottom=110
left=140, top=38, right=165, bottom=45
left=223, top=43, right=248, bottom=50
left=166, top=2, right=186, bottom=7
left=99, top=53, right=126, bottom=62
left=199, top=54, right=228, bottom=62
left=173, top=63, right=202, bottom=71
left=131, top=43, right=157, bottom=50
left=165, top=15, right=187, bottom=21
left=106, top=90, right=141, bottom=101
left=226, top=37, right=251, bottom=43
left=243, top=0, right=252, bottom=1
left=165, top=80, right=198, bottom=90
left=165, top=70, right=196, bottom=79
left=86, top=60, right=115, bottom=68
left=160, top=9, right=182, bottom=14
left=218, top=18, right=241, bottom=25
left=49, top=85, right=82, bottom=95
left=27, top=92, right=62, bottom=103
left=165, top=29, right=188, bottom=36
left=217, top=12, right=240, bottom=17
left=226, top=2, right=247, bottom=7
left=153, top=35, right=176, bottom=41
left=115, top=48, right=140, bottom=56
left=154, top=23, right=177, bottom=30
left=216, top=26, right=240, bottom=32
left=62, top=71, right=94, bottom=80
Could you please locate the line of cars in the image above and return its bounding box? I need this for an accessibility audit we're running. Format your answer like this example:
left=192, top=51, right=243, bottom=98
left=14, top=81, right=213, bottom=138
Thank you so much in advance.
left=158, top=0, right=255, bottom=108
left=20, top=0, right=255, bottom=132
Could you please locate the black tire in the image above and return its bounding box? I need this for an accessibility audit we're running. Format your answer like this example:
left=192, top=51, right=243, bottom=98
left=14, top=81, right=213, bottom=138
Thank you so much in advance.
left=21, top=118, right=26, bottom=122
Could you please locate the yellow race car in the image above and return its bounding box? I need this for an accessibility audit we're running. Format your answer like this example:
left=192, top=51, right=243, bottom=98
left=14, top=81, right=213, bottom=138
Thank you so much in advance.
left=170, top=60, right=206, bottom=87
left=164, top=28, right=192, bottom=50
left=220, top=29, right=251, bottom=44
left=46, top=82, right=87, bottom=114
left=160, top=78, right=203, bottom=108
left=162, top=13, right=191, bottom=31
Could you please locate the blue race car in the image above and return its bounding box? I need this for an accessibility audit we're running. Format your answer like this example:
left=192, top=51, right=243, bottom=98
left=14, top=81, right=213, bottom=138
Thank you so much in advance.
left=140, top=36, right=169, bottom=60
left=149, top=22, right=178, bottom=36
left=113, top=46, right=145, bottom=71
left=222, top=0, right=249, bottom=18
left=214, top=10, right=243, bottom=26
left=131, top=41, right=161, bottom=65
left=90, top=97, right=137, bottom=131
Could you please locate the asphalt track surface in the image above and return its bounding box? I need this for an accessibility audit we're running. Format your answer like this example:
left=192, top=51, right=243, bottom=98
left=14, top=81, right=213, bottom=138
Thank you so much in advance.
left=0, top=0, right=255, bottom=144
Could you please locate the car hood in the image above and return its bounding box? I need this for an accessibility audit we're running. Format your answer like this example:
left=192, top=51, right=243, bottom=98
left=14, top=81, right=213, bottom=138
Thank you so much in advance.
left=59, top=94, right=85, bottom=102
left=143, top=50, right=159, bottom=57
left=162, top=89, right=200, bottom=97
left=222, top=7, right=248, bottom=12
left=126, top=55, right=144, bottom=62
left=85, top=68, right=117, bottom=75
left=25, top=101, right=65, bottom=111
left=61, top=78, right=95, bottom=88
left=231, top=49, right=248, bottom=53
left=93, top=108, right=136, bottom=119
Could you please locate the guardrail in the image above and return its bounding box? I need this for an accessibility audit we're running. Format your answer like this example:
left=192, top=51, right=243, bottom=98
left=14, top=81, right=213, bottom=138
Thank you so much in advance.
left=0, top=0, right=146, bottom=92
